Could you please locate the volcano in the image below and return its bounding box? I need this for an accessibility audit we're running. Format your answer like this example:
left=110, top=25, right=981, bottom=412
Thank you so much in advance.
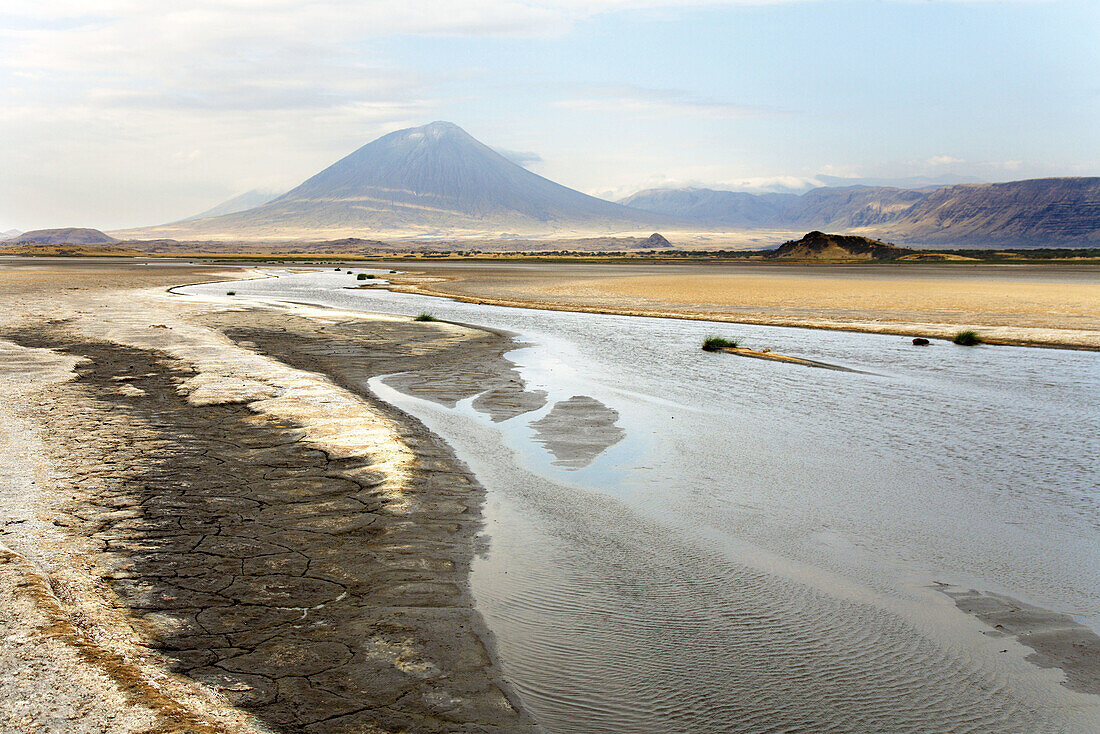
left=128, top=122, right=668, bottom=240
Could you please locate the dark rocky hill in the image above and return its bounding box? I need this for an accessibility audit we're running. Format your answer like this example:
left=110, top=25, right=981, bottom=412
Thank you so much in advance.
left=9, top=227, right=119, bottom=245
left=765, top=231, right=914, bottom=260
left=640, top=232, right=671, bottom=248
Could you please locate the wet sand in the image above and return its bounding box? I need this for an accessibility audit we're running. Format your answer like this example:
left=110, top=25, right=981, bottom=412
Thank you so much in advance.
left=715, top=345, right=870, bottom=373
left=372, top=261, right=1100, bottom=350
left=940, top=585, right=1100, bottom=696
left=0, top=259, right=534, bottom=732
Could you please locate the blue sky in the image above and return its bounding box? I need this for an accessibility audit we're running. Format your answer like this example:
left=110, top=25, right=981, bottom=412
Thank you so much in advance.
left=1, top=0, right=1097, bottom=230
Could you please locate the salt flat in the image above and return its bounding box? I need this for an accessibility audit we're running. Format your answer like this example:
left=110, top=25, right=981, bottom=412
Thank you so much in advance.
left=379, top=260, right=1100, bottom=349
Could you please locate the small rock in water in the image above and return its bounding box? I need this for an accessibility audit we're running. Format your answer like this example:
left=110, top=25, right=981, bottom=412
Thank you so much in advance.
left=912, top=337, right=930, bottom=345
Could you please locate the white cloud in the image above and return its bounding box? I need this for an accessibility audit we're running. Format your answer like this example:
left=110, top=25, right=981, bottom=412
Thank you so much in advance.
left=0, top=3, right=453, bottom=227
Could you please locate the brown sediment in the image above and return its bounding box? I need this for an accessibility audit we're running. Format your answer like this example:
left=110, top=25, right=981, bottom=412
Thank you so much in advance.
left=0, top=260, right=537, bottom=732
left=939, top=586, right=1100, bottom=696
left=715, top=347, right=871, bottom=374
left=279, top=314, right=551, bottom=425
left=372, top=262, right=1100, bottom=351
left=0, top=322, right=534, bottom=733
left=0, top=545, right=239, bottom=734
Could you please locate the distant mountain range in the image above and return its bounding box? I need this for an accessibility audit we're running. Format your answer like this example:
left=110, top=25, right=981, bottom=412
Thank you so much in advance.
left=124, top=122, right=668, bottom=240
left=813, top=174, right=984, bottom=190
left=179, top=189, right=283, bottom=221
left=0, top=229, right=21, bottom=241
left=621, top=178, right=1100, bottom=246
left=92, top=122, right=1100, bottom=247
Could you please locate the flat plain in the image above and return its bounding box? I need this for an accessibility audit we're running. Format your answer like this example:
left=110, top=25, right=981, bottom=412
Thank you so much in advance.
left=380, top=260, right=1100, bottom=349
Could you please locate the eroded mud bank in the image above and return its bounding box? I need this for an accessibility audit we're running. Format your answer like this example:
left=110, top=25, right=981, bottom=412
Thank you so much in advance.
left=0, top=262, right=535, bottom=733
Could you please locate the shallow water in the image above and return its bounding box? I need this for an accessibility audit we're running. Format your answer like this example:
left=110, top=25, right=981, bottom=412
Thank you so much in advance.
left=180, top=270, right=1100, bottom=732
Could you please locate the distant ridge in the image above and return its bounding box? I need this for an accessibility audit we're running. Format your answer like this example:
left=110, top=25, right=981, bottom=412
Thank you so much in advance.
left=814, top=174, right=984, bottom=189
left=622, top=178, right=1100, bottom=247
left=874, top=178, right=1100, bottom=246
left=179, top=188, right=283, bottom=221
left=0, top=229, right=21, bottom=241
left=123, top=122, right=671, bottom=240
left=766, top=231, right=913, bottom=260
left=9, top=227, right=118, bottom=245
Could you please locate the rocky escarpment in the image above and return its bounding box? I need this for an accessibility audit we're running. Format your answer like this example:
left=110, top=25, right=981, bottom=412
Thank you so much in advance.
left=874, top=178, right=1100, bottom=245
left=622, top=178, right=1100, bottom=247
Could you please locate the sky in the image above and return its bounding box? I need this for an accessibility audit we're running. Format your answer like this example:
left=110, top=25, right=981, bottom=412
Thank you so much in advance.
left=1, top=0, right=1097, bottom=231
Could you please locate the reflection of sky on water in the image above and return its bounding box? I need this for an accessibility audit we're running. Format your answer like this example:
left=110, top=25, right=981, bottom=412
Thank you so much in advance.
left=178, top=268, right=1100, bottom=614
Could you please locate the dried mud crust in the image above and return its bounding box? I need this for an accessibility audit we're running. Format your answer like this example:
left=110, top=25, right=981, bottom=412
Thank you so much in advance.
left=4, top=324, right=535, bottom=733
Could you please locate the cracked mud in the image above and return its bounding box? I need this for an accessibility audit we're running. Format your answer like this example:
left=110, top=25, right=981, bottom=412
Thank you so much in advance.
left=2, top=311, right=536, bottom=733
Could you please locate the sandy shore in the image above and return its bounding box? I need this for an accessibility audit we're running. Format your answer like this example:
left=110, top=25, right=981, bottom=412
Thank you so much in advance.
left=371, top=261, right=1100, bottom=350
left=0, top=260, right=534, bottom=732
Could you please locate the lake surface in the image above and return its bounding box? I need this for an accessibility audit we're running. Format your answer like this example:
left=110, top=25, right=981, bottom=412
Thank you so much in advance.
left=180, top=270, right=1100, bottom=733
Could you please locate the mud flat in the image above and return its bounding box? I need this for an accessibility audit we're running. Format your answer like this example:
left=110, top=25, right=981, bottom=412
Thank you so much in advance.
left=0, top=259, right=533, bottom=733
left=372, top=260, right=1100, bottom=350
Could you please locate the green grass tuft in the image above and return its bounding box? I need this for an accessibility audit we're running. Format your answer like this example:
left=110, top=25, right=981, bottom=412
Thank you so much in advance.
left=953, top=330, right=982, bottom=346
left=413, top=313, right=437, bottom=322
left=226, top=290, right=236, bottom=296
left=702, top=336, right=739, bottom=351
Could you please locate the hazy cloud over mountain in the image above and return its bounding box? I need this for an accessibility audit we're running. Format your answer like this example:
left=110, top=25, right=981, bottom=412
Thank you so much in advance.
left=493, top=148, right=545, bottom=168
